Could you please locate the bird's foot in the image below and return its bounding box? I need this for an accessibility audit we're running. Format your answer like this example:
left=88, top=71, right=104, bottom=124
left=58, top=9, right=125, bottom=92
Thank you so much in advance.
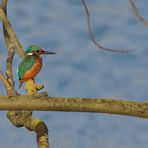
left=25, top=79, right=47, bottom=97
left=25, top=79, right=37, bottom=95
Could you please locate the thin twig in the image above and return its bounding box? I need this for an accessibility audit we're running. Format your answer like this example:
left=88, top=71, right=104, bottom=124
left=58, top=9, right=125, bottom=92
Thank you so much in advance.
left=2, top=0, right=15, bottom=86
left=0, top=4, right=25, bottom=57
left=0, top=70, right=11, bottom=91
left=81, top=0, right=134, bottom=53
left=0, top=70, right=16, bottom=96
left=129, top=0, right=148, bottom=26
left=5, top=46, right=15, bottom=86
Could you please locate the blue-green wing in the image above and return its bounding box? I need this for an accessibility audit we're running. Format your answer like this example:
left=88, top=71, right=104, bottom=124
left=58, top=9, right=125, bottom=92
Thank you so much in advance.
left=18, top=55, right=36, bottom=80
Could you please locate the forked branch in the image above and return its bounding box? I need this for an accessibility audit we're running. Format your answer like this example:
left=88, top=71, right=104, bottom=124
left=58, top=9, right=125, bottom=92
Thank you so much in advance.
left=2, top=0, right=15, bottom=86
left=0, top=1, right=49, bottom=148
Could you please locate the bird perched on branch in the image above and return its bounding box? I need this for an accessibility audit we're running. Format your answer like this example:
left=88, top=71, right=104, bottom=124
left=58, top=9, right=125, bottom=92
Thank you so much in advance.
left=17, top=45, right=56, bottom=88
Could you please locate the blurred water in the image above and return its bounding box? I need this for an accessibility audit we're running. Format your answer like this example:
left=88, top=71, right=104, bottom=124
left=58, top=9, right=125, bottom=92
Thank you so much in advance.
left=0, top=0, right=148, bottom=148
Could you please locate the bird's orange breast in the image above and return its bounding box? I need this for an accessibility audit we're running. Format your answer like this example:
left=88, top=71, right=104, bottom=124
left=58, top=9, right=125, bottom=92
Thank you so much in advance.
left=22, top=57, right=42, bottom=81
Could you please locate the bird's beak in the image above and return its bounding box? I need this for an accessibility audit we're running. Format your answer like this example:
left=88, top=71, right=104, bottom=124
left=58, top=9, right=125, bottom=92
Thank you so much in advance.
left=42, top=50, right=56, bottom=55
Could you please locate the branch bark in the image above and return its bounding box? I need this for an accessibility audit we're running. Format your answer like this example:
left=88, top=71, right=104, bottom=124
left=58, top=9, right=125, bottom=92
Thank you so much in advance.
left=0, top=70, right=16, bottom=96
left=2, top=0, right=15, bottom=86
left=24, top=79, right=49, bottom=148
left=0, top=1, right=49, bottom=147
left=6, top=80, right=49, bottom=148
left=7, top=110, right=49, bottom=148
left=0, top=4, right=25, bottom=57
left=0, top=95, right=148, bottom=119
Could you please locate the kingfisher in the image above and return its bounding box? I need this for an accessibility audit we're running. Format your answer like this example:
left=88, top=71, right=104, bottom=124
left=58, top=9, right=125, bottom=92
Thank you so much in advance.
left=17, top=45, right=56, bottom=88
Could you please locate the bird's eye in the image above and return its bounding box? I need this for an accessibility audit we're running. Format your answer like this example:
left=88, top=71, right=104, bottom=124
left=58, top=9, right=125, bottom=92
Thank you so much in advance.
left=36, top=50, right=40, bottom=53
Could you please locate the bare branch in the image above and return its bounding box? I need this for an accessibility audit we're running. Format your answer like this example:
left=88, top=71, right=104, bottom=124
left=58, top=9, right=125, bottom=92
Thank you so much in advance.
left=81, top=0, right=134, bottom=53
left=2, top=0, right=15, bottom=86
left=0, top=71, right=17, bottom=97
left=0, top=70, right=17, bottom=96
left=0, top=70, right=11, bottom=91
left=7, top=80, right=49, bottom=148
left=7, top=110, right=49, bottom=148
left=0, top=95, right=148, bottom=119
left=0, top=2, right=49, bottom=147
left=7, top=109, right=49, bottom=147
left=0, top=4, right=25, bottom=57
left=24, top=79, right=49, bottom=148
left=1, top=0, right=7, bottom=11
left=129, top=0, right=148, bottom=26
left=5, top=46, right=15, bottom=86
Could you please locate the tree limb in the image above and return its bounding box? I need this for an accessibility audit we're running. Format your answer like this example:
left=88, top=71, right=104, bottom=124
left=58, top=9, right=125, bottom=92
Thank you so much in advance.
left=0, top=1, right=49, bottom=147
left=0, top=95, right=148, bottom=119
left=7, top=110, right=49, bottom=148
left=24, top=79, right=49, bottom=148
left=6, top=80, right=49, bottom=148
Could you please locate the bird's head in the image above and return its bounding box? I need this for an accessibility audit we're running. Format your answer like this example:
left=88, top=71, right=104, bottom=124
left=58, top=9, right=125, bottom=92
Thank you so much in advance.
left=25, top=45, right=56, bottom=56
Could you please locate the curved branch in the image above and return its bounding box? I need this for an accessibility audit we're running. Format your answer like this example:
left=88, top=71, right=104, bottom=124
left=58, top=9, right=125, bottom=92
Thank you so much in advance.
left=2, top=0, right=15, bottom=86
left=1, top=2, right=49, bottom=147
left=24, top=79, right=49, bottom=148
left=81, top=0, right=134, bottom=53
left=7, top=80, right=49, bottom=148
left=129, top=0, right=148, bottom=26
left=0, top=95, right=148, bottom=119
left=7, top=110, right=49, bottom=148
left=0, top=4, right=25, bottom=57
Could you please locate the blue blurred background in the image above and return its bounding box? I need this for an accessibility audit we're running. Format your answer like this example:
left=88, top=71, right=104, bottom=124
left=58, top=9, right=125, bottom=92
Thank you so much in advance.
left=0, top=0, right=148, bottom=148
